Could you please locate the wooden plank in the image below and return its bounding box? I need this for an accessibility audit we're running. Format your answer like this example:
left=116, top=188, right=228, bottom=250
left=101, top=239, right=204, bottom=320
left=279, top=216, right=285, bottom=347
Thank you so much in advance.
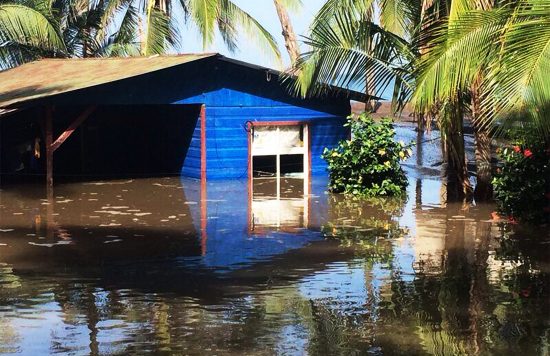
left=51, top=106, right=96, bottom=152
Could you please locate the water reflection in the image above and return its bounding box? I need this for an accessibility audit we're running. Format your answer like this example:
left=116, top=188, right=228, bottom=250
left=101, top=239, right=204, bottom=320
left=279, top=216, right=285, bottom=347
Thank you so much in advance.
left=0, top=177, right=549, bottom=354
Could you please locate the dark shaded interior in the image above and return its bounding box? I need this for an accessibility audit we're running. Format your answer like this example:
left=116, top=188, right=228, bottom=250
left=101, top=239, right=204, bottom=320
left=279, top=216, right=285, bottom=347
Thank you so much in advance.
left=253, top=155, right=277, bottom=177
left=0, top=104, right=200, bottom=180
left=280, top=154, right=303, bottom=176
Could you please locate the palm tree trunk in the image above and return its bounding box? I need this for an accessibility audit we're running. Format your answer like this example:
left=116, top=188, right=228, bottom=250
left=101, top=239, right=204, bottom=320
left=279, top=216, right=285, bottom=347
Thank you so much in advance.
left=471, top=12, right=493, bottom=202
left=273, top=0, right=300, bottom=65
left=471, top=82, right=492, bottom=201
left=444, top=97, right=472, bottom=201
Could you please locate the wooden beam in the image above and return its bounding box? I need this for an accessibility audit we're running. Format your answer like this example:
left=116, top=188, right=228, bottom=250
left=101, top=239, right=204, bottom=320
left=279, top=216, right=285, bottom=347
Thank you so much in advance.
left=200, top=104, right=206, bottom=182
left=45, top=106, right=53, bottom=190
left=199, top=104, right=207, bottom=255
left=51, top=106, right=96, bottom=152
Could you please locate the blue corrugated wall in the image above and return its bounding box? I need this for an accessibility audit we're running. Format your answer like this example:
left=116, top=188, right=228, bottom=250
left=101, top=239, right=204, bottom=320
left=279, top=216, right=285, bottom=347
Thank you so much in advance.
left=177, top=87, right=349, bottom=179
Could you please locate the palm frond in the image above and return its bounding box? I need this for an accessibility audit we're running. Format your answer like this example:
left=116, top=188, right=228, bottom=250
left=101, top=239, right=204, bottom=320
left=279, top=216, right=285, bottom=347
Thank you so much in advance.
left=411, top=8, right=507, bottom=112
left=217, top=0, right=281, bottom=63
left=188, top=0, right=217, bottom=49
left=142, top=6, right=176, bottom=55
left=0, top=4, right=65, bottom=57
left=287, top=11, right=412, bottom=101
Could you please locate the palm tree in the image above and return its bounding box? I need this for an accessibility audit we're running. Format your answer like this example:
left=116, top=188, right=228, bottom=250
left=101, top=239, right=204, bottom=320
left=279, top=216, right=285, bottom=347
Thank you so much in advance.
left=412, top=0, right=550, bottom=199
left=287, top=0, right=419, bottom=108
left=0, top=1, right=65, bottom=68
left=287, top=0, right=489, bottom=201
left=272, top=0, right=301, bottom=65
left=0, top=0, right=281, bottom=68
left=186, top=0, right=280, bottom=61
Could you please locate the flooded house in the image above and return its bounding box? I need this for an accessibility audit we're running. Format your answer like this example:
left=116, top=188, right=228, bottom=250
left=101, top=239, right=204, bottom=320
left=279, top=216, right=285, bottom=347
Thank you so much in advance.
left=0, top=54, right=364, bottom=185
left=0, top=54, right=367, bottom=272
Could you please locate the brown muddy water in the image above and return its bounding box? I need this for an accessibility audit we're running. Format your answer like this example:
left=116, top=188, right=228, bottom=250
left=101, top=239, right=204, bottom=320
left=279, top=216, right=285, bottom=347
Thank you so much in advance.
left=0, top=128, right=549, bottom=355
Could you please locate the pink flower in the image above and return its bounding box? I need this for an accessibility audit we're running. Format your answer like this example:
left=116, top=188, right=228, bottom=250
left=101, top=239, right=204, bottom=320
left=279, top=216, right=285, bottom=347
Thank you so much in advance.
left=523, top=149, right=533, bottom=158
left=513, top=146, right=521, bottom=153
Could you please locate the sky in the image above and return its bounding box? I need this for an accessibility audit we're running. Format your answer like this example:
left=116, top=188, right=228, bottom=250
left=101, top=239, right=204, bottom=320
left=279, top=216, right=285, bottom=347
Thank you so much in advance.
left=180, top=0, right=326, bottom=69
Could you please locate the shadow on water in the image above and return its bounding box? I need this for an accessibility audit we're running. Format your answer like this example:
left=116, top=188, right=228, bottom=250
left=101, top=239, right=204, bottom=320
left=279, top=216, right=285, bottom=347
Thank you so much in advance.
left=0, top=134, right=548, bottom=354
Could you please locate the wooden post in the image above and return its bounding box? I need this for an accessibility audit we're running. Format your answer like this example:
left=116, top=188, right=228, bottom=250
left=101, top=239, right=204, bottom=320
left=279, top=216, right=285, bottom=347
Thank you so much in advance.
left=199, top=104, right=207, bottom=255
left=200, top=104, right=206, bottom=182
left=45, top=106, right=53, bottom=191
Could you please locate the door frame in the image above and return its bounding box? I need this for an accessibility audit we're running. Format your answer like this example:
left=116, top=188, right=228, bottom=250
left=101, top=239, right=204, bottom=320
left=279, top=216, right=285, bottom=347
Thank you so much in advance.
left=247, top=120, right=311, bottom=187
left=246, top=120, right=312, bottom=234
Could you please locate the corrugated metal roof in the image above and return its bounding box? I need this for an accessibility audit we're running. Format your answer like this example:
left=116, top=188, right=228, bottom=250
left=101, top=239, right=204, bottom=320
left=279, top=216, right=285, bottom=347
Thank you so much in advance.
left=0, top=53, right=217, bottom=110
left=0, top=53, right=372, bottom=112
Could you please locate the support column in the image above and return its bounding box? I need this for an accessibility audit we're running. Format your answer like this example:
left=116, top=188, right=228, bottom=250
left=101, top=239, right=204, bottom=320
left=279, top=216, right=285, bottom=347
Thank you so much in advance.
left=199, top=104, right=207, bottom=255
left=200, top=104, right=206, bottom=182
left=44, top=106, right=53, bottom=191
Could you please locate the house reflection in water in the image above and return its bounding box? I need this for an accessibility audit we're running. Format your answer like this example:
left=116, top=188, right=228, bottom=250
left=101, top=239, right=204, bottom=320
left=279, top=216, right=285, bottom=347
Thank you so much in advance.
left=181, top=174, right=330, bottom=271
left=249, top=178, right=308, bottom=234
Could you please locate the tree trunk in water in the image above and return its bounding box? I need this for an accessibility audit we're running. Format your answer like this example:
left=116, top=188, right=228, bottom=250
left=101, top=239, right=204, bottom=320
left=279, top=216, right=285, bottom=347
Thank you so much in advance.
left=443, top=99, right=472, bottom=201
left=471, top=80, right=493, bottom=201
left=273, top=0, right=300, bottom=65
left=473, top=124, right=492, bottom=201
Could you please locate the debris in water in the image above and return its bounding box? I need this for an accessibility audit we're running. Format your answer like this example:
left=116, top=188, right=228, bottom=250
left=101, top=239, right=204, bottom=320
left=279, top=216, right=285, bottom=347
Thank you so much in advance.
left=95, top=210, right=131, bottom=215
left=85, top=180, right=133, bottom=186
left=28, top=241, right=72, bottom=247
left=0, top=229, right=14, bottom=232
left=104, top=239, right=123, bottom=244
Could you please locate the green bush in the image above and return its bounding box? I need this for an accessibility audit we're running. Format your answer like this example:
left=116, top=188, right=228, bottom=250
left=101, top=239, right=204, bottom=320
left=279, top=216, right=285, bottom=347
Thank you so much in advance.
left=492, top=136, right=550, bottom=223
left=322, top=113, right=413, bottom=197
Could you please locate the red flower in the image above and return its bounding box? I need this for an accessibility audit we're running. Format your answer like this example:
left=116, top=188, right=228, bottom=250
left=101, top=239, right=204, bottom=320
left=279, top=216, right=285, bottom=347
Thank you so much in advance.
left=513, top=145, right=521, bottom=153
left=523, top=149, right=533, bottom=158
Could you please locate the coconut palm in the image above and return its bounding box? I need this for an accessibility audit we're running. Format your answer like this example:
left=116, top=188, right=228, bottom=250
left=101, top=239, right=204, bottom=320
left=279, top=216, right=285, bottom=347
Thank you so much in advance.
left=287, top=0, right=419, bottom=108
left=0, top=0, right=281, bottom=68
left=273, top=0, right=301, bottom=65
left=186, top=0, right=280, bottom=61
left=412, top=0, right=550, bottom=199
left=0, top=1, right=65, bottom=68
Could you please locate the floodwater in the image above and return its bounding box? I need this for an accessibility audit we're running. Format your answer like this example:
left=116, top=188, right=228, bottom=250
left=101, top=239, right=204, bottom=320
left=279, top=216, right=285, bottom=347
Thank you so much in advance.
left=0, top=126, right=549, bottom=355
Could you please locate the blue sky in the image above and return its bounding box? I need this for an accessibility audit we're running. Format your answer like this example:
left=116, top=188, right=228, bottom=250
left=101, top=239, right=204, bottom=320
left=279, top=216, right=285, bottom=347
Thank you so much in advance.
left=180, top=1, right=325, bottom=69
